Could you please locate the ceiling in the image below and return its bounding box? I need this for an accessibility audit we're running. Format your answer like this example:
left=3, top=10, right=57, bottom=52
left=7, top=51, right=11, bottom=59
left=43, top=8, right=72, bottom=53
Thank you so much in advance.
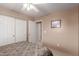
left=0, top=3, right=78, bottom=17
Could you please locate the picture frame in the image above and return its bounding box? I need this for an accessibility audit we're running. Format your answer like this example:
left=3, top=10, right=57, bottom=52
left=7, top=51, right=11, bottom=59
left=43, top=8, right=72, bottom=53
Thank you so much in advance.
left=51, top=20, right=61, bottom=28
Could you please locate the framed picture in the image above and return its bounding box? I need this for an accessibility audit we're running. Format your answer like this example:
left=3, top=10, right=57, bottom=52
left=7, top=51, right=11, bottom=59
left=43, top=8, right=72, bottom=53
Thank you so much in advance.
left=51, top=20, right=61, bottom=28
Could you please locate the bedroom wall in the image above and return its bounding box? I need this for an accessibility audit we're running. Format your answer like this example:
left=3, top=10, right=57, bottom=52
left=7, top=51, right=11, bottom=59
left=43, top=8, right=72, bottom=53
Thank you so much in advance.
left=35, top=6, right=79, bottom=56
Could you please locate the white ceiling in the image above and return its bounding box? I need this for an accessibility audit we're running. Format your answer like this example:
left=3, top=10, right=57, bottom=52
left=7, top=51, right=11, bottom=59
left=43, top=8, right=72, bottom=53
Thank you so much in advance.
left=0, top=3, right=78, bottom=17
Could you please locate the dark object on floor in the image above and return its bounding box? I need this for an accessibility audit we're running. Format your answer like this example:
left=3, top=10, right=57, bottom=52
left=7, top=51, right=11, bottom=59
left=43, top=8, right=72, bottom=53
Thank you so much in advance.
left=43, top=48, right=53, bottom=56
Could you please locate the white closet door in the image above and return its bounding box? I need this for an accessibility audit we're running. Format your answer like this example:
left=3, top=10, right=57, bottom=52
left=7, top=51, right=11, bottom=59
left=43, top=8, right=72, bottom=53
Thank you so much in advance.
left=0, top=15, right=15, bottom=46
left=16, top=19, right=27, bottom=42
left=36, top=22, right=42, bottom=41
left=6, top=16, right=15, bottom=44
left=28, top=20, right=37, bottom=43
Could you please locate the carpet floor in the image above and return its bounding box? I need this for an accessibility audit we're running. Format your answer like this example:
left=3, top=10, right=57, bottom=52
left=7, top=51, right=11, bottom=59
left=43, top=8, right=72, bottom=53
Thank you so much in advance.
left=0, top=41, right=50, bottom=56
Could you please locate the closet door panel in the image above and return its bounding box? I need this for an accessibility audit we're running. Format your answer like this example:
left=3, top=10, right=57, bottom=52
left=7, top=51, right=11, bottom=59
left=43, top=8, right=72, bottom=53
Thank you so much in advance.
left=0, top=16, right=8, bottom=46
left=16, top=19, right=27, bottom=42
left=28, top=20, right=37, bottom=43
left=6, top=16, right=15, bottom=44
left=0, top=15, right=15, bottom=46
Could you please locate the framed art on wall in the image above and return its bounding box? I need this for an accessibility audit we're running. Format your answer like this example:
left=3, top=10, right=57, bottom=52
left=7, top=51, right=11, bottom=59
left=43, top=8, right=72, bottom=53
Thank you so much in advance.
left=51, top=20, right=61, bottom=28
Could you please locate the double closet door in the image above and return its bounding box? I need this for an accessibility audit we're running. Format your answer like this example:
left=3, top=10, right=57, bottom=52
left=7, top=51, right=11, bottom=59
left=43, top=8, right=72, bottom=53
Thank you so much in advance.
left=0, top=15, right=27, bottom=46
left=28, top=20, right=37, bottom=43
left=28, top=20, right=42, bottom=43
left=16, top=19, right=27, bottom=42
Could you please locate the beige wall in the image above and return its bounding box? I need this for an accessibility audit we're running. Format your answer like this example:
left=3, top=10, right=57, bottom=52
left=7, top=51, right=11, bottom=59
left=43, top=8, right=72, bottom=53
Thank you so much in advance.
left=0, top=6, right=33, bottom=20
left=36, top=6, right=79, bottom=56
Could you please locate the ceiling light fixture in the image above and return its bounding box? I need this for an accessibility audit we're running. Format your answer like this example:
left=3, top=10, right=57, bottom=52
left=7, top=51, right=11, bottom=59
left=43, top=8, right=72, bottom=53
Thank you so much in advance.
left=22, top=3, right=39, bottom=12
left=22, top=3, right=31, bottom=11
